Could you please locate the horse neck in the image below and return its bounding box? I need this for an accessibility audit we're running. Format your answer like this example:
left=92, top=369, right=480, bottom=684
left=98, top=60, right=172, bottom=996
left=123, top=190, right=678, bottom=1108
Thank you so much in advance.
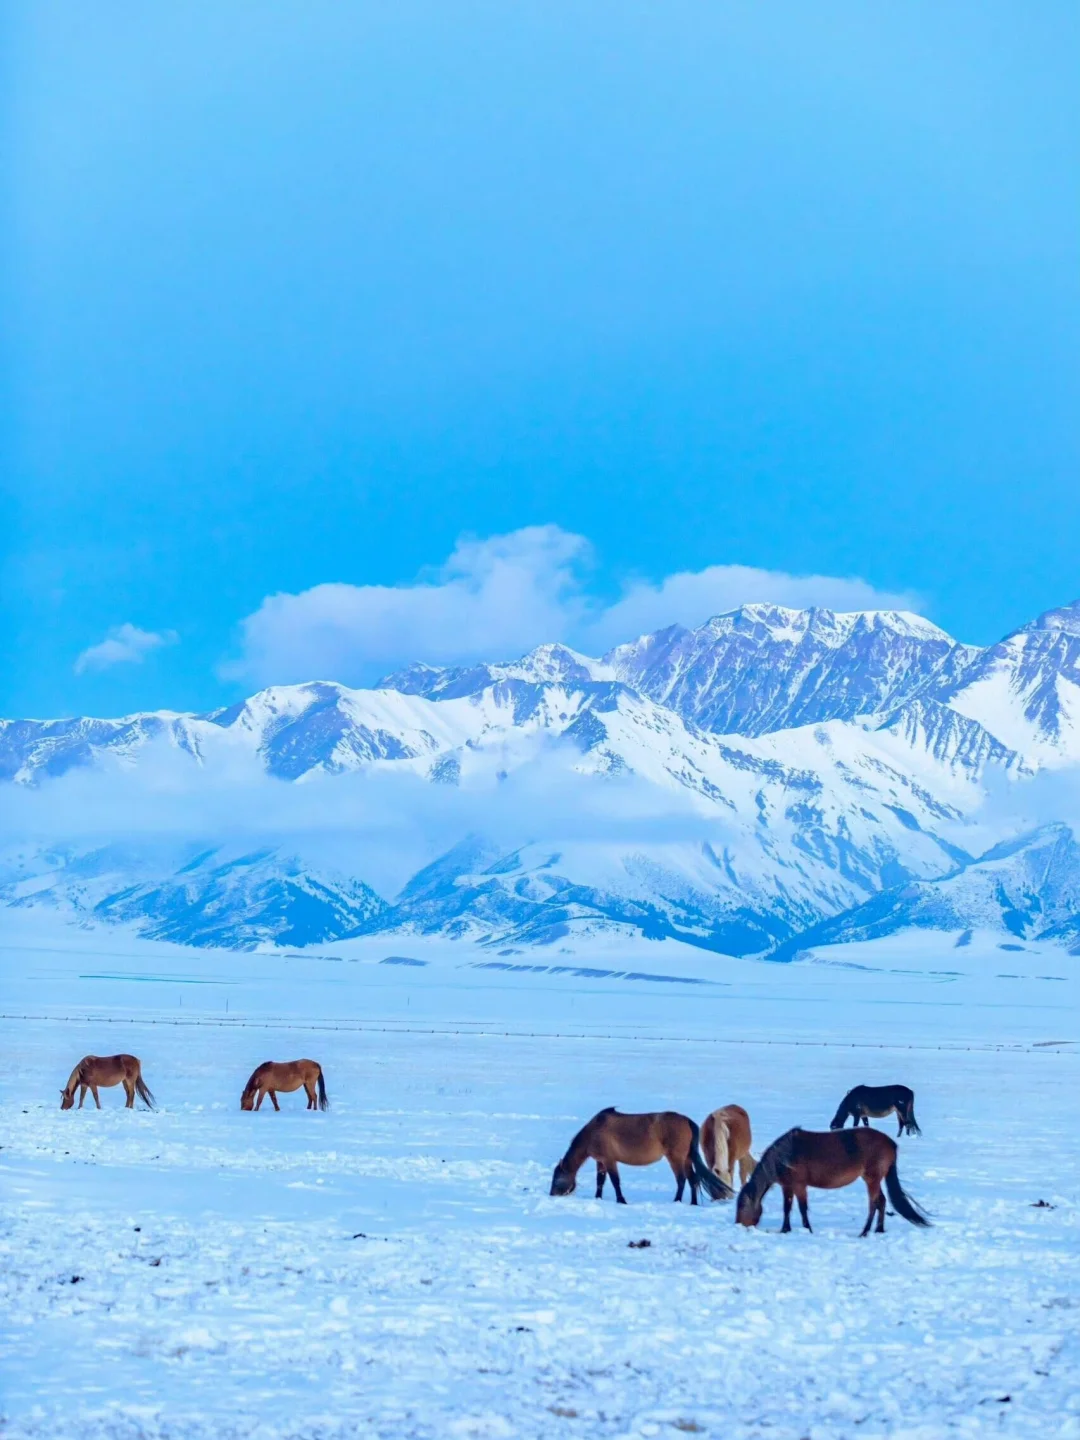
left=751, top=1131, right=798, bottom=1199
left=560, top=1132, right=592, bottom=1182
left=744, top=1156, right=774, bottom=1205
left=64, top=1061, right=84, bottom=1097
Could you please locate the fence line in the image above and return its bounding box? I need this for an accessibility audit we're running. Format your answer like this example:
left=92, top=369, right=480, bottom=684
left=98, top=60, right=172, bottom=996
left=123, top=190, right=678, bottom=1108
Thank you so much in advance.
left=0, top=1012, right=1072, bottom=1055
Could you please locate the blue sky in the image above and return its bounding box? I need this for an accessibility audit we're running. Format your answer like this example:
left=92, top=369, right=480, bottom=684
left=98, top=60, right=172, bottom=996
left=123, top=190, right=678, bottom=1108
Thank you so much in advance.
left=4, top=2, right=1078, bottom=717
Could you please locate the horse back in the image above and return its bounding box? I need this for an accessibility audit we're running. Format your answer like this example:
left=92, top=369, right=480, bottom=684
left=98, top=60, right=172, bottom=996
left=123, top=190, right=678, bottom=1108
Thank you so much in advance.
left=590, top=1109, right=691, bottom=1164
left=791, top=1128, right=897, bottom=1186
left=714, top=1104, right=752, bottom=1155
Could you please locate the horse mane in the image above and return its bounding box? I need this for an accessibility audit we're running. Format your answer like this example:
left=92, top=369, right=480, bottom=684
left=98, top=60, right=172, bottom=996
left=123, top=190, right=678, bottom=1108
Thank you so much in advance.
left=241, top=1061, right=270, bottom=1099
left=744, top=1126, right=803, bottom=1200
left=561, top=1107, right=616, bottom=1167
left=64, top=1057, right=87, bottom=1094
left=829, top=1091, right=854, bottom=1128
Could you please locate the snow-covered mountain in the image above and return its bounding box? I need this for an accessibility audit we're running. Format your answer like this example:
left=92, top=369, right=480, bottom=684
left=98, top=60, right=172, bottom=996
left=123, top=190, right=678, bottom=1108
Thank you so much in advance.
left=770, top=823, right=1080, bottom=958
left=3, top=599, right=1080, bottom=955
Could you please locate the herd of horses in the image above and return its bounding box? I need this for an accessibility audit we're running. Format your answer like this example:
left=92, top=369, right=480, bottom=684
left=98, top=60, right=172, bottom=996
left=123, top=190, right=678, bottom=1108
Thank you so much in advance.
left=59, top=1054, right=927, bottom=1236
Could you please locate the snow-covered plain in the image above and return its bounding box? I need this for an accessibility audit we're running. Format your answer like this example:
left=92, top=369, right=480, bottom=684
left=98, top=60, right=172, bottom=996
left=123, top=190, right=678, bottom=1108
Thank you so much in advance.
left=2, top=918, right=1079, bottom=1439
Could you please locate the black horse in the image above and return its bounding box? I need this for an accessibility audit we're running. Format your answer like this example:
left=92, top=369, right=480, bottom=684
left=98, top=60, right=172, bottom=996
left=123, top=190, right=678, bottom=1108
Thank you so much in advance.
left=830, top=1084, right=920, bottom=1137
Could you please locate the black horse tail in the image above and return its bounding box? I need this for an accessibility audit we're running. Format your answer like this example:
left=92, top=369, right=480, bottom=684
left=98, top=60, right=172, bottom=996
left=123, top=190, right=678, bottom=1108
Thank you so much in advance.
left=689, top=1118, right=733, bottom=1201
left=901, top=1099, right=921, bottom=1136
left=317, top=1068, right=329, bottom=1112
left=135, top=1075, right=156, bottom=1111
left=884, top=1161, right=930, bottom=1227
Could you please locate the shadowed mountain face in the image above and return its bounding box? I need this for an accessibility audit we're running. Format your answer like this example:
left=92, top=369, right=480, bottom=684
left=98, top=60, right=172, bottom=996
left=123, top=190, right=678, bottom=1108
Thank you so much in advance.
left=2, top=601, right=1079, bottom=953
left=769, top=824, right=1080, bottom=959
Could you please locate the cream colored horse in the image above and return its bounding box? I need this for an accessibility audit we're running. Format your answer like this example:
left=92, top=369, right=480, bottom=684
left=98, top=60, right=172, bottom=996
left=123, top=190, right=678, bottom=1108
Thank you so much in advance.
left=701, top=1104, right=756, bottom=1190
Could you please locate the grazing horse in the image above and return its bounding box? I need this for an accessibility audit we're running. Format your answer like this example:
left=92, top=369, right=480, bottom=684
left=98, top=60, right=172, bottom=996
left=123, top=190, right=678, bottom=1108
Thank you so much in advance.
left=549, top=1107, right=733, bottom=1204
left=830, top=1084, right=920, bottom=1137
left=736, top=1127, right=929, bottom=1236
left=60, top=1054, right=155, bottom=1111
left=240, top=1059, right=328, bottom=1112
left=701, top=1104, right=756, bottom=1191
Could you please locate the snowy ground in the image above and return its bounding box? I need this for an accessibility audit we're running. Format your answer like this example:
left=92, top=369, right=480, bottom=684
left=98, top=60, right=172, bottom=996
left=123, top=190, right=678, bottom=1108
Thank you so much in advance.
left=2, top=917, right=1079, bottom=1438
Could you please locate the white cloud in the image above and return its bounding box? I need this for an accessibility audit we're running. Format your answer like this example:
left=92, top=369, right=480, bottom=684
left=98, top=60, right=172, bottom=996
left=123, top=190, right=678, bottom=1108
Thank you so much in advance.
left=226, top=526, right=591, bottom=687
left=225, top=526, right=925, bottom=687
left=74, top=624, right=179, bottom=675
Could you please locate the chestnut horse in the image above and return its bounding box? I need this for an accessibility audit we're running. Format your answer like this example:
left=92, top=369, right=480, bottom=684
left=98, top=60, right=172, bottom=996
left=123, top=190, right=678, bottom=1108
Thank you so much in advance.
left=701, top=1104, right=756, bottom=1191
left=830, top=1084, right=921, bottom=1137
left=736, top=1126, right=929, bottom=1236
left=549, top=1107, right=732, bottom=1204
left=241, top=1059, right=328, bottom=1112
left=60, top=1054, right=155, bottom=1111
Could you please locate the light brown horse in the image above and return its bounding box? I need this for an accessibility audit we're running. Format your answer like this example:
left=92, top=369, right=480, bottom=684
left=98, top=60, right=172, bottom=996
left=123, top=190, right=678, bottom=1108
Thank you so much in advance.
left=60, top=1054, right=155, bottom=1111
left=240, top=1059, right=328, bottom=1112
left=549, top=1107, right=732, bottom=1204
left=701, top=1104, right=756, bottom=1191
left=736, top=1126, right=929, bottom=1236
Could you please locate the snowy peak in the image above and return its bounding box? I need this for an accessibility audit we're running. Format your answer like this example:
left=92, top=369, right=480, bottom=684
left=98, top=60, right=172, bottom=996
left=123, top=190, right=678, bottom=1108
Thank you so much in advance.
left=929, top=599, right=1080, bottom=765
left=379, top=643, right=613, bottom=699
left=606, top=604, right=962, bottom=738
left=1023, top=598, right=1080, bottom=637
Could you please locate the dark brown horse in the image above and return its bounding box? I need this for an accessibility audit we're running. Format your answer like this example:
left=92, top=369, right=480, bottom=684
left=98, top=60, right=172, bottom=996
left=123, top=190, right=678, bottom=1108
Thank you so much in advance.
left=241, top=1059, right=328, bottom=1112
left=550, top=1107, right=732, bottom=1204
left=830, top=1084, right=921, bottom=1137
left=736, top=1126, right=929, bottom=1236
left=60, top=1055, right=155, bottom=1110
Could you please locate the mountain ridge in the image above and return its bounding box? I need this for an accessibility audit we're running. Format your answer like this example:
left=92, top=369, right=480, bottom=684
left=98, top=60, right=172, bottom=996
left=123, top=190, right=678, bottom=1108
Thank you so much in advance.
left=3, top=598, right=1080, bottom=956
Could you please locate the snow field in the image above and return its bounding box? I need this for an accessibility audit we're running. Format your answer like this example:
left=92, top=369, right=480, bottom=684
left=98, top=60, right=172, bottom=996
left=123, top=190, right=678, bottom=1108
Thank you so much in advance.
left=2, top=1007, right=1079, bottom=1439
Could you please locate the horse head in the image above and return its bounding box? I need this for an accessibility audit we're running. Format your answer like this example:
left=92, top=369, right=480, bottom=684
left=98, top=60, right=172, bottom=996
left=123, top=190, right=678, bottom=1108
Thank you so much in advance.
left=735, top=1183, right=763, bottom=1227
left=549, top=1160, right=576, bottom=1196
left=240, top=1090, right=256, bottom=1111
left=60, top=1088, right=74, bottom=1110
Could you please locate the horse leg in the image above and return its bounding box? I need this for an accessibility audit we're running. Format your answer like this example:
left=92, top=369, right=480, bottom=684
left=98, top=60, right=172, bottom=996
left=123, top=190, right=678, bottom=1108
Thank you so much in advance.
left=796, top=1189, right=812, bottom=1232
left=876, top=1191, right=887, bottom=1233
left=78, top=1084, right=87, bottom=1109
left=781, top=1185, right=793, bottom=1233
left=860, top=1177, right=882, bottom=1237
left=668, top=1150, right=686, bottom=1203
left=91, top=1085, right=101, bottom=1110
left=254, top=1088, right=265, bottom=1111
left=269, top=1091, right=280, bottom=1112
left=738, top=1154, right=756, bottom=1186
left=124, top=1079, right=135, bottom=1109
left=305, top=1082, right=316, bottom=1110
left=688, top=1163, right=699, bottom=1206
left=608, top=1162, right=627, bottom=1205
left=595, top=1162, right=607, bottom=1199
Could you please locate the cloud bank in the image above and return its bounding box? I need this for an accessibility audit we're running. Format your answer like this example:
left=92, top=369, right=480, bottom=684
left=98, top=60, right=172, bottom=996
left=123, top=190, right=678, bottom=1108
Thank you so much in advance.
left=75, top=624, right=178, bottom=675
left=0, top=732, right=734, bottom=899
left=226, top=526, right=922, bottom=687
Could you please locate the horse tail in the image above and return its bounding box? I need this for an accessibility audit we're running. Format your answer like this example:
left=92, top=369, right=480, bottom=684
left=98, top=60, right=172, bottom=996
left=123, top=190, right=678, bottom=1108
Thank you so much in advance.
left=901, top=1099, right=921, bottom=1136
left=688, top=1118, right=733, bottom=1201
left=317, top=1067, right=329, bottom=1112
left=135, top=1074, right=156, bottom=1110
left=884, top=1160, right=930, bottom=1227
